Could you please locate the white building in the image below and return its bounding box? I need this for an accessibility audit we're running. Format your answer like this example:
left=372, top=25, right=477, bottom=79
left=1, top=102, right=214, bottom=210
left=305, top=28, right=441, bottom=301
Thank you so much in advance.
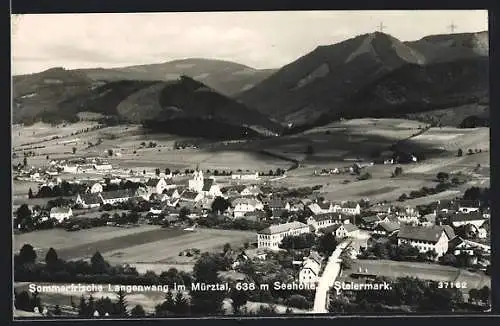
left=75, top=193, right=102, bottom=208
left=450, top=212, right=486, bottom=228
left=457, top=200, right=480, bottom=214
left=233, top=198, right=264, bottom=218
left=240, top=186, right=262, bottom=197
left=298, top=251, right=322, bottom=287
left=306, top=213, right=350, bottom=233
left=100, top=189, right=139, bottom=205
left=188, top=170, right=222, bottom=197
left=340, top=202, right=361, bottom=216
left=257, top=221, right=310, bottom=250
left=90, top=183, right=104, bottom=194
left=397, top=225, right=454, bottom=257
left=145, top=177, right=172, bottom=195
left=232, top=172, right=260, bottom=180
left=93, top=163, right=112, bottom=171
left=49, top=207, right=73, bottom=222
left=62, top=165, right=80, bottom=173
left=324, top=223, right=359, bottom=239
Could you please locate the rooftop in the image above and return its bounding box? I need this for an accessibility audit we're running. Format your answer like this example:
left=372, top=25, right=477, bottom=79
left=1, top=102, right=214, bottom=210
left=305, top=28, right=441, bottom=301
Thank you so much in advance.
left=259, top=221, right=308, bottom=235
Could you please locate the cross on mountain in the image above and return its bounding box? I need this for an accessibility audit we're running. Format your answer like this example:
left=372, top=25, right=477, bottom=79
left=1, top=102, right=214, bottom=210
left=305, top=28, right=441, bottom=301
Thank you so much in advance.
left=377, top=22, right=387, bottom=33
left=448, top=22, right=457, bottom=33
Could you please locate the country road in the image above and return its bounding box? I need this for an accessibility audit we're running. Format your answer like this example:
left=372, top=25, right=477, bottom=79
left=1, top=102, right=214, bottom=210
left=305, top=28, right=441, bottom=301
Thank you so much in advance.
left=312, top=241, right=350, bottom=313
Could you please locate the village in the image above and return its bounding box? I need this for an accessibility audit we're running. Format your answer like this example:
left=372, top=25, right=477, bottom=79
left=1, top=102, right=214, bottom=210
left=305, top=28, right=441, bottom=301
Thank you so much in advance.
left=13, top=147, right=491, bottom=316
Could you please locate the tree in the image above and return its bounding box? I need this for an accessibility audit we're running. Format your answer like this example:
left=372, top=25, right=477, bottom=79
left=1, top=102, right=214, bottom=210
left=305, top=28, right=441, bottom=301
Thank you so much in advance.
left=115, top=289, right=128, bottom=317
left=173, top=291, right=190, bottom=314
left=179, top=207, right=190, bottom=220
left=211, top=196, right=230, bottom=214
left=436, top=172, right=449, bottom=183
left=398, top=193, right=408, bottom=202
left=72, top=147, right=77, bottom=154
left=90, top=251, right=109, bottom=274
left=156, top=291, right=176, bottom=316
left=223, top=243, right=231, bottom=254
left=78, top=296, right=88, bottom=317
left=468, top=149, right=474, bottom=155
left=19, top=244, right=37, bottom=264
left=393, top=166, right=403, bottom=177
left=457, top=149, right=463, bottom=157
left=53, top=304, right=62, bottom=315
left=479, top=286, right=490, bottom=305
left=15, top=291, right=32, bottom=311
left=23, top=157, right=28, bottom=167
left=155, top=168, right=161, bottom=176
left=45, top=247, right=59, bottom=268
left=190, top=254, right=226, bottom=315
left=130, top=304, right=146, bottom=317
left=439, top=253, right=457, bottom=266
left=28, top=188, right=34, bottom=199
left=318, top=233, right=338, bottom=257
left=165, top=168, right=171, bottom=175
left=107, top=149, right=113, bottom=157
left=230, top=289, right=249, bottom=313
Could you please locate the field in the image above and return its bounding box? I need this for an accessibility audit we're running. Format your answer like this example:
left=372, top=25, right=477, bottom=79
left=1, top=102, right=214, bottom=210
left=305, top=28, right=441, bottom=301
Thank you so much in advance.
left=346, top=259, right=491, bottom=294
left=14, top=226, right=255, bottom=269
left=14, top=225, right=160, bottom=259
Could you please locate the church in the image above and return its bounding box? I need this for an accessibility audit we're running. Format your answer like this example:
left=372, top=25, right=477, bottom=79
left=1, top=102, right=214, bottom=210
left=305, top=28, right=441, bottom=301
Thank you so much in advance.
left=188, top=169, right=222, bottom=198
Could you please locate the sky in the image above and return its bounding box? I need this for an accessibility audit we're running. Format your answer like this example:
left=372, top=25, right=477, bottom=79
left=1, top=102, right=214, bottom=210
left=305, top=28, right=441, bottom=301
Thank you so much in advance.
left=11, top=10, right=488, bottom=75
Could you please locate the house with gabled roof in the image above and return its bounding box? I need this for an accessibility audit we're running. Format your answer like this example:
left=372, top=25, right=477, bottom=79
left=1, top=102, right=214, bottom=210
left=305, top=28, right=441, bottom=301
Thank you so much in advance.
left=450, top=212, right=486, bottom=228
left=100, top=188, right=139, bottom=205
left=299, top=251, right=323, bottom=287
left=457, top=200, right=480, bottom=214
left=341, top=201, right=361, bottom=216
left=75, top=193, right=103, bottom=208
left=397, top=224, right=453, bottom=257
left=145, top=177, right=174, bottom=195
left=50, top=207, right=73, bottom=222
left=240, top=185, right=262, bottom=197
left=180, top=190, right=203, bottom=203
left=232, top=198, right=264, bottom=218
left=306, top=213, right=350, bottom=233
left=374, top=221, right=400, bottom=237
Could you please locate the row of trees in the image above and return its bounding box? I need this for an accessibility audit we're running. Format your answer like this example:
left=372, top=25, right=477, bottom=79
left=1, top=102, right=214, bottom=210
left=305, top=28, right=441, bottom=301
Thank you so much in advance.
left=77, top=291, right=131, bottom=317
left=398, top=172, right=466, bottom=202
left=329, top=276, right=465, bottom=313
left=14, top=245, right=192, bottom=287
left=358, top=241, right=438, bottom=262
left=457, top=148, right=484, bottom=157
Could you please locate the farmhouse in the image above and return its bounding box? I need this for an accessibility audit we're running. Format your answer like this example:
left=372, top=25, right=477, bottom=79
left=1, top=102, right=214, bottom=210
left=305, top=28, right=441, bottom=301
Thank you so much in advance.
left=267, top=198, right=290, bottom=212
left=100, top=189, right=139, bottom=205
left=307, top=213, right=350, bottom=232
left=457, top=200, right=480, bottom=213
left=163, top=188, right=180, bottom=200
left=450, top=212, right=486, bottom=228
left=180, top=190, right=204, bottom=203
left=232, top=172, right=260, bottom=180
left=322, top=223, right=359, bottom=239
left=360, top=215, right=381, bottom=230
left=93, top=163, right=112, bottom=170
left=62, top=165, right=81, bottom=173
left=397, top=225, right=454, bottom=257
left=340, top=202, right=361, bottom=216
left=49, top=207, right=73, bottom=222
left=89, top=183, right=103, bottom=194
left=232, top=198, right=264, bottom=218
left=75, top=193, right=103, bottom=208
left=299, top=251, right=322, bottom=287
left=308, top=201, right=336, bottom=215
left=240, top=185, right=262, bottom=197
left=145, top=177, right=173, bottom=195
left=201, top=178, right=222, bottom=197
left=257, top=221, right=310, bottom=250
left=373, top=221, right=400, bottom=237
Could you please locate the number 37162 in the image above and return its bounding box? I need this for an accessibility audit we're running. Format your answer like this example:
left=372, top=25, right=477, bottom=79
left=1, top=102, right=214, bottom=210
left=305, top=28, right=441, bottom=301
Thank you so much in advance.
left=437, top=281, right=467, bottom=289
